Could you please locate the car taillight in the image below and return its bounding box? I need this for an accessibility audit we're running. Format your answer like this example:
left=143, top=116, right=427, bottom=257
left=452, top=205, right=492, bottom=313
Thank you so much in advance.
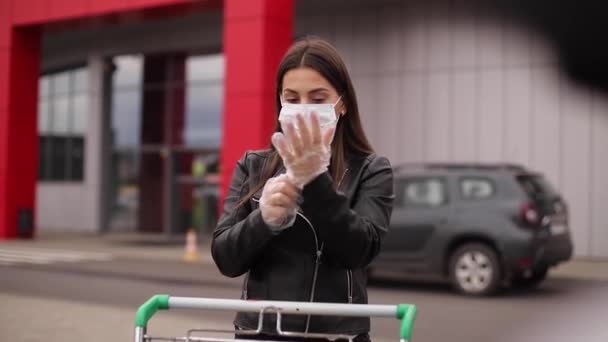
left=520, top=202, right=540, bottom=226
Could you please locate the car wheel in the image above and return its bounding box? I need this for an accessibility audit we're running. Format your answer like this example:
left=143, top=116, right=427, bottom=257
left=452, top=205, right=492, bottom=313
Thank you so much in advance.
left=449, top=243, right=502, bottom=296
left=512, top=267, right=548, bottom=289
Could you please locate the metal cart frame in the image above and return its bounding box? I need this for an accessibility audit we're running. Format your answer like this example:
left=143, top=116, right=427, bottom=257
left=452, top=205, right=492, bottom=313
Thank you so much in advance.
left=134, top=295, right=416, bottom=342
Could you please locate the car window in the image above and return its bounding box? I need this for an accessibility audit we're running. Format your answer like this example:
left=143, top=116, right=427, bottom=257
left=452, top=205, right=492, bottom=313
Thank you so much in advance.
left=396, top=178, right=447, bottom=208
left=460, top=178, right=495, bottom=200
left=516, top=174, right=558, bottom=199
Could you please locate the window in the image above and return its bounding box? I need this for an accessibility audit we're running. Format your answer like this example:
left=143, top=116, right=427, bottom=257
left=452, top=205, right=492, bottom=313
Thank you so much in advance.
left=110, top=53, right=224, bottom=149
left=516, top=174, right=558, bottom=199
left=38, top=67, right=88, bottom=182
left=396, top=178, right=447, bottom=208
left=111, top=55, right=143, bottom=148
left=185, top=54, right=224, bottom=147
left=460, top=178, right=495, bottom=200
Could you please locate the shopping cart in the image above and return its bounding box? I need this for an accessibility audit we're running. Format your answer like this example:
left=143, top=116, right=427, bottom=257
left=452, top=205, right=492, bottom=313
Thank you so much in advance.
left=134, top=295, right=417, bottom=342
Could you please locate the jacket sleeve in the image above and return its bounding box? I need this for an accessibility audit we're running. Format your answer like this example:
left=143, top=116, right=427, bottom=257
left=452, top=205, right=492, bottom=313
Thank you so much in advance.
left=300, top=155, right=394, bottom=269
left=211, top=152, right=278, bottom=277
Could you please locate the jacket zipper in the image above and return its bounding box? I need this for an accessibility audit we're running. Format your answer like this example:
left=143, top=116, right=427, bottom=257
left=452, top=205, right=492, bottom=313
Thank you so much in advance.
left=303, top=168, right=350, bottom=332
left=299, top=212, right=322, bottom=334
left=337, top=169, right=353, bottom=305
left=242, top=272, right=249, bottom=300
left=346, top=269, right=353, bottom=303
left=253, top=195, right=322, bottom=332
left=251, top=168, right=350, bottom=332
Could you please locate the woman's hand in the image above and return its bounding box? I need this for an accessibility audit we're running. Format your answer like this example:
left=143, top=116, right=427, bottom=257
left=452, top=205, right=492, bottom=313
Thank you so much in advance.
left=259, top=174, right=301, bottom=229
left=272, top=112, right=335, bottom=189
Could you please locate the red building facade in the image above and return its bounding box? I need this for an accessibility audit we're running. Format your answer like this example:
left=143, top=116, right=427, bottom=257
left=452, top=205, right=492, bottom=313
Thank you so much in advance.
left=0, top=0, right=293, bottom=238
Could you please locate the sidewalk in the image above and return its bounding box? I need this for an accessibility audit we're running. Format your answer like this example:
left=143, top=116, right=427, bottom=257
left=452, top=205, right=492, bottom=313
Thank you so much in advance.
left=2, top=231, right=608, bottom=282
left=0, top=231, right=229, bottom=286
left=551, top=258, right=608, bottom=281
left=0, top=231, right=215, bottom=264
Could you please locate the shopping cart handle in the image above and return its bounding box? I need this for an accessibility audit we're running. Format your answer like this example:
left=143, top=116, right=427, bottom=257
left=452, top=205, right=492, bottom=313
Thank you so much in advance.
left=397, top=303, right=417, bottom=342
left=135, top=295, right=417, bottom=341
left=135, top=294, right=170, bottom=327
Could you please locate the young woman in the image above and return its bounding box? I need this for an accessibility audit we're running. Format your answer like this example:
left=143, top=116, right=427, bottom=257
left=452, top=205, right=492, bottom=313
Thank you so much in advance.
left=212, top=36, right=394, bottom=342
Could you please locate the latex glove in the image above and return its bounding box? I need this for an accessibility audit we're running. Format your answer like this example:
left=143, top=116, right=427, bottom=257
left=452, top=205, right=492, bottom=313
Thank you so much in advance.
left=259, top=174, right=300, bottom=230
left=272, top=112, right=335, bottom=189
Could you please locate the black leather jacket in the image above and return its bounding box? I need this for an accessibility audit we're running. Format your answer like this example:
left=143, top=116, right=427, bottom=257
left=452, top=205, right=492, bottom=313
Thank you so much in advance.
left=211, top=150, right=394, bottom=336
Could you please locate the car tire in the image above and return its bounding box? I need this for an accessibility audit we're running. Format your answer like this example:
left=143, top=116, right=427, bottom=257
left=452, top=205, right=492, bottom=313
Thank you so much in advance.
left=449, top=243, right=502, bottom=296
left=512, top=267, right=548, bottom=290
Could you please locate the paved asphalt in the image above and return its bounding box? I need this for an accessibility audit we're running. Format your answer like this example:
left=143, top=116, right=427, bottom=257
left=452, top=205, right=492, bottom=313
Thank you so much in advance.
left=1, top=253, right=607, bottom=342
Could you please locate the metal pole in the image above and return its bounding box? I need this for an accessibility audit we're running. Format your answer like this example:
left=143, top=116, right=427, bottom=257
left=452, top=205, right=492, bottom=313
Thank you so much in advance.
left=169, top=297, right=397, bottom=318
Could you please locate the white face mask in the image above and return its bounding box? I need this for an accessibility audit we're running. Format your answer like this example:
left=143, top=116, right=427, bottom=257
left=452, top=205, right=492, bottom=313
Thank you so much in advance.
left=278, top=96, right=342, bottom=130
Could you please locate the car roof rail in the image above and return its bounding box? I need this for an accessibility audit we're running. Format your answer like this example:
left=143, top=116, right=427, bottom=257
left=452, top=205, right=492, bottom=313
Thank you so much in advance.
left=393, top=162, right=528, bottom=172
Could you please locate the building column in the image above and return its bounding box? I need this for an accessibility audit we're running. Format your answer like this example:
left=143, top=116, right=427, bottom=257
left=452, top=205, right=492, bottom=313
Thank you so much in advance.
left=87, top=55, right=112, bottom=233
left=220, top=0, right=294, bottom=197
left=0, top=27, right=41, bottom=239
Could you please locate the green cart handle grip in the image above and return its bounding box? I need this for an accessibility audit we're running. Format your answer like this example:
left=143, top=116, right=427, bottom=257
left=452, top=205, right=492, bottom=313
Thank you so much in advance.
left=397, top=304, right=417, bottom=342
left=135, top=294, right=169, bottom=327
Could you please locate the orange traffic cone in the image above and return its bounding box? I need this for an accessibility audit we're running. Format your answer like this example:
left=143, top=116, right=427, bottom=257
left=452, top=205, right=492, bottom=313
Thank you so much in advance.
left=183, top=228, right=201, bottom=262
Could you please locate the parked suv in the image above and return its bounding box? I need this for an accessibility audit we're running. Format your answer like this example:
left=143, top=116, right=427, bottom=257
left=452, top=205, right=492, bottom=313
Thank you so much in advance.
left=371, top=163, right=573, bottom=296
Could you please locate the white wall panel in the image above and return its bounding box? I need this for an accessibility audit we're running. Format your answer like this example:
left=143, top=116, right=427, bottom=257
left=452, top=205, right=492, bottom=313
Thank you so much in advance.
left=450, top=19, right=477, bottom=69
left=37, top=184, right=94, bottom=231
left=36, top=56, right=106, bottom=233
left=427, top=16, right=451, bottom=70
left=351, top=11, right=377, bottom=77
left=377, top=7, right=403, bottom=74
left=304, top=15, right=334, bottom=42
left=375, top=76, right=401, bottom=160
left=402, top=20, right=427, bottom=72
left=591, top=94, right=608, bottom=257
left=354, top=76, right=378, bottom=148
left=332, top=14, right=355, bottom=69
left=296, top=2, right=608, bottom=258
left=477, top=70, right=504, bottom=162
left=451, top=71, right=477, bottom=161
left=426, top=6, right=452, bottom=71
left=530, top=67, right=561, bottom=188
left=561, top=83, right=592, bottom=256
left=503, top=25, right=531, bottom=67
left=504, top=68, right=531, bottom=165
left=426, top=73, right=450, bottom=161
left=477, top=18, right=503, bottom=68
left=398, top=74, right=426, bottom=164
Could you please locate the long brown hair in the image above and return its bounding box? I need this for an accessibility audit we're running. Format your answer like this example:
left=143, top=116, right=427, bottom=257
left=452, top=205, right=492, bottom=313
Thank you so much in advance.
left=237, top=36, right=374, bottom=206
